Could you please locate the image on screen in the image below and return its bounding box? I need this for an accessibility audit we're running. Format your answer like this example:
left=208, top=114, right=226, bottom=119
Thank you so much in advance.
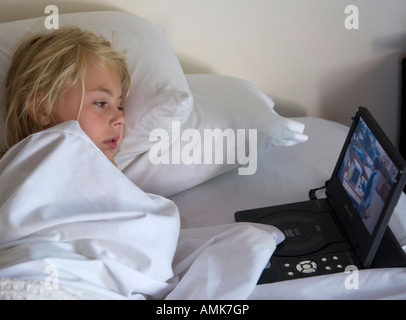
left=337, top=118, right=399, bottom=235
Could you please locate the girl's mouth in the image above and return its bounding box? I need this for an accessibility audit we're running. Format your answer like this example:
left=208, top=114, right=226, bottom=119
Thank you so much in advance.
left=104, top=136, right=120, bottom=150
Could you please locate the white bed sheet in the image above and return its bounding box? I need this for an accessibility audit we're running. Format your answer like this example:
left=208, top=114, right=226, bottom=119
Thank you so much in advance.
left=0, top=117, right=404, bottom=300
left=0, top=121, right=284, bottom=300
left=170, top=117, right=406, bottom=300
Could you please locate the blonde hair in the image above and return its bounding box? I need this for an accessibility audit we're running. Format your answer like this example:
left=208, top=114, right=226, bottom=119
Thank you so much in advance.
left=2, top=26, right=131, bottom=153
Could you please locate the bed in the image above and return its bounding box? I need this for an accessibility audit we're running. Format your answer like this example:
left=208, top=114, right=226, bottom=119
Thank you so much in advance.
left=0, top=11, right=405, bottom=300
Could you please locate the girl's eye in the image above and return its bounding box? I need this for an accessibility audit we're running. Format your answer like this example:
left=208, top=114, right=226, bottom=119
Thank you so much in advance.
left=118, top=106, right=124, bottom=112
left=95, top=102, right=107, bottom=108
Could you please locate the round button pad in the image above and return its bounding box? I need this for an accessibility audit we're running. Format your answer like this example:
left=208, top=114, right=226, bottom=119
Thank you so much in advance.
left=296, top=260, right=317, bottom=273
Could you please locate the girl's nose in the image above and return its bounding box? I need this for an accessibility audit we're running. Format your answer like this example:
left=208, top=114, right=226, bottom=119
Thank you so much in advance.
left=112, top=107, right=125, bottom=126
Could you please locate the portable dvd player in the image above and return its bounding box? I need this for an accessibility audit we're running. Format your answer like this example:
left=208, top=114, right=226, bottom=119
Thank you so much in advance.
left=235, top=107, right=406, bottom=284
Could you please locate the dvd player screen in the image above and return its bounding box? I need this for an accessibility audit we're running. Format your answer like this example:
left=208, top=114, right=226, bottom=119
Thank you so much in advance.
left=337, top=118, right=399, bottom=235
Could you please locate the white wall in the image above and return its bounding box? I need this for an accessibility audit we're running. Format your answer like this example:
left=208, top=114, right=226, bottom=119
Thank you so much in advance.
left=1, top=0, right=405, bottom=144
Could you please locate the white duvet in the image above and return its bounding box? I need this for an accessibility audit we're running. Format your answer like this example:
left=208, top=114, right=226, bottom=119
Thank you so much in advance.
left=0, top=121, right=284, bottom=300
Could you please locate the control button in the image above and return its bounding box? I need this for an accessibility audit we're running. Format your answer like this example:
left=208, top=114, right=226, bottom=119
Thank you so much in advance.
left=296, top=260, right=317, bottom=273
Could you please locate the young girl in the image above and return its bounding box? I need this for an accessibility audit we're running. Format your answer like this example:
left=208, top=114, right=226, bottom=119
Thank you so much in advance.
left=0, top=25, right=283, bottom=300
left=2, top=26, right=131, bottom=165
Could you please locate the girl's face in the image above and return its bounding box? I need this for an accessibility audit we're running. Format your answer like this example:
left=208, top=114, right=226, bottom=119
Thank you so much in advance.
left=50, top=63, right=125, bottom=165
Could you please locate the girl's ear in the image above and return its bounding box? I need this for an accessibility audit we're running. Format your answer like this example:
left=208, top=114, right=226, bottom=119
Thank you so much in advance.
left=26, top=92, right=51, bottom=127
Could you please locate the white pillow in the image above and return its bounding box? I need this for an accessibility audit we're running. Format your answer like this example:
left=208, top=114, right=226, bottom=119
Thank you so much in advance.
left=0, top=11, right=193, bottom=154
left=0, top=13, right=307, bottom=198
left=116, top=74, right=308, bottom=197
